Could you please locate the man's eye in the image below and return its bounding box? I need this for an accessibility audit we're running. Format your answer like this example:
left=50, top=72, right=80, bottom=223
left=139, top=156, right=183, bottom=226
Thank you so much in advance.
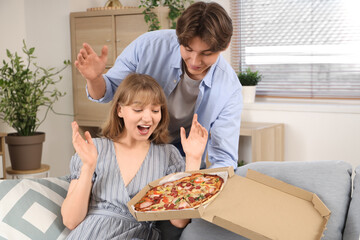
left=202, top=52, right=212, bottom=56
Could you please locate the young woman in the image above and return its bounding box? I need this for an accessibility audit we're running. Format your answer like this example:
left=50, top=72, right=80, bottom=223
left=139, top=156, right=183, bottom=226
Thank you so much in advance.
left=61, top=73, right=208, bottom=239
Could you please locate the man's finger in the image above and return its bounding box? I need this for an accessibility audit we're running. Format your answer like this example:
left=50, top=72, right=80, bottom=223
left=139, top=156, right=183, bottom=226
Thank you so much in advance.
left=83, top=43, right=96, bottom=55
left=100, top=45, right=108, bottom=62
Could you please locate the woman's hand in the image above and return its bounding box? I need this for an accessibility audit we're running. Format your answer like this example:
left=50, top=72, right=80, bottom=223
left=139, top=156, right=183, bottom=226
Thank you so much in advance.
left=180, top=114, right=208, bottom=171
left=72, top=121, right=98, bottom=170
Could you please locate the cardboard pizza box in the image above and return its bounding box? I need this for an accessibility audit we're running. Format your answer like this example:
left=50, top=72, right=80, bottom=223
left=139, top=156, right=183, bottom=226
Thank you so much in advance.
left=127, top=167, right=331, bottom=240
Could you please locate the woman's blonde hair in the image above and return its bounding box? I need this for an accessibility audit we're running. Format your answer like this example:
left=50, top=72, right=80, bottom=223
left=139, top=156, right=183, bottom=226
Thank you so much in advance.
left=101, top=73, right=170, bottom=144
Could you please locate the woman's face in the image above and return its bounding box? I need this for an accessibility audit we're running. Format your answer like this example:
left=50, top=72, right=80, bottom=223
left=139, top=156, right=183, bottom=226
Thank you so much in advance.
left=118, top=101, right=162, bottom=142
left=180, top=36, right=221, bottom=80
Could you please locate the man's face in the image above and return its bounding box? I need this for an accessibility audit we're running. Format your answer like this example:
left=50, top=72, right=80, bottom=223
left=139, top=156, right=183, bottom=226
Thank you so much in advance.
left=180, top=37, right=222, bottom=80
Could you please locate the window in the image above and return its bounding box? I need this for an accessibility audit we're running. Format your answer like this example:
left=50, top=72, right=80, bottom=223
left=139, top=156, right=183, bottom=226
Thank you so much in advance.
left=230, top=0, right=360, bottom=99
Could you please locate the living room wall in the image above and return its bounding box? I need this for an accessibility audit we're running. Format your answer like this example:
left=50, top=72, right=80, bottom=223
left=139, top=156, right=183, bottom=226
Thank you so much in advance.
left=0, top=0, right=359, bottom=177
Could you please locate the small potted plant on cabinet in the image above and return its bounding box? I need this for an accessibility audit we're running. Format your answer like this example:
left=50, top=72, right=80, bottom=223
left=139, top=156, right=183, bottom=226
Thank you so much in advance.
left=0, top=41, right=70, bottom=170
left=237, top=68, right=262, bottom=103
left=139, top=0, right=193, bottom=31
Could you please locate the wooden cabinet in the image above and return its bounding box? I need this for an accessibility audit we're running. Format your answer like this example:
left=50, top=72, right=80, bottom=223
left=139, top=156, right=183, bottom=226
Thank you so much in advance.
left=0, top=133, right=6, bottom=179
left=240, top=122, right=284, bottom=162
left=70, top=8, right=170, bottom=128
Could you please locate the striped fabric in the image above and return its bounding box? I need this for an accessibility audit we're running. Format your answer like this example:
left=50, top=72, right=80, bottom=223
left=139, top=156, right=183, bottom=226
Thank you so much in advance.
left=66, top=138, right=185, bottom=240
left=0, top=177, right=70, bottom=240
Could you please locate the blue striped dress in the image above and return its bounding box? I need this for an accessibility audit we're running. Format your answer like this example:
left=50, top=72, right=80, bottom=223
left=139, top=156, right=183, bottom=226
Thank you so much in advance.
left=66, top=138, right=185, bottom=240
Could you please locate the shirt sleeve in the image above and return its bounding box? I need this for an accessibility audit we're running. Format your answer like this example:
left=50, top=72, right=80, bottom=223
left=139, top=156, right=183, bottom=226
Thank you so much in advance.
left=207, top=89, right=243, bottom=170
left=166, top=144, right=186, bottom=175
left=69, top=152, right=83, bottom=181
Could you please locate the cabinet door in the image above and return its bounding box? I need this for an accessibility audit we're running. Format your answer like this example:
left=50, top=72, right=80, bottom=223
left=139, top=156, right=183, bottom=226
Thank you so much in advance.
left=72, top=16, right=113, bottom=127
left=115, top=14, right=148, bottom=56
left=74, top=16, right=115, bottom=66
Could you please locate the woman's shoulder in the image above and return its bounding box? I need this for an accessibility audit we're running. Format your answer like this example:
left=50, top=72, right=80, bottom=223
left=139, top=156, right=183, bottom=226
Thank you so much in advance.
left=91, top=137, right=114, bottom=151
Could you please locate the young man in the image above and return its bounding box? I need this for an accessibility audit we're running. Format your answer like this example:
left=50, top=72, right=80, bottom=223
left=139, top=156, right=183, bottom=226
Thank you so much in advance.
left=75, top=1, right=243, bottom=171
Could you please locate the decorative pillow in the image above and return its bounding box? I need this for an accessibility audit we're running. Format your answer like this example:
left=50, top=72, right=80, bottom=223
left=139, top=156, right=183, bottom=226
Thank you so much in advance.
left=0, top=177, right=70, bottom=240
left=235, top=161, right=352, bottom=240
left=343, top=165, right=360, bottom=240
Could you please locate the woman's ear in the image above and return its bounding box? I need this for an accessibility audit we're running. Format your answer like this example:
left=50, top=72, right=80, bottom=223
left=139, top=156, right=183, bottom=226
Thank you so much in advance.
left=117, top=105, right=123, bottom=118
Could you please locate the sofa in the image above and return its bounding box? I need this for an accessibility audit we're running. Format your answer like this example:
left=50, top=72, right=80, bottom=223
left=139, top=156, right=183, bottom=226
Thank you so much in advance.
left=0, top=160, right=359, bottom=240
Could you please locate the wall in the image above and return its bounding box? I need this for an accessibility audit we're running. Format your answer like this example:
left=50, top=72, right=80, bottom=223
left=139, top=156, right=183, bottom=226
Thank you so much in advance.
left=239, top=99, right=360, bottom=170
left=0, top=0, right=359, bottom=177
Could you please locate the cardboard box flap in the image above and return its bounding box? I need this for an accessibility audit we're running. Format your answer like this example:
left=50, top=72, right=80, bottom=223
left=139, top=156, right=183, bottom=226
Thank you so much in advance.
left=202, top=170, right=329, bottom=240
left=212, top=216, right=273, bottom=240
left=245, top=169, right=314, bottom=201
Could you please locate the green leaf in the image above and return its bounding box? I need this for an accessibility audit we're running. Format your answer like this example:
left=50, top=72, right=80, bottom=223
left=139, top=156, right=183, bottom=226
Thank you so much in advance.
left=28, top=47, right=35, bottom=55
left=0, top=40, right=72, bottom=136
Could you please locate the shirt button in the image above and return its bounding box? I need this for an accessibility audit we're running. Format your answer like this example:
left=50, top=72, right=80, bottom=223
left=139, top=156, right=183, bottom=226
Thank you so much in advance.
left=173, top=80, right=176, bottom=83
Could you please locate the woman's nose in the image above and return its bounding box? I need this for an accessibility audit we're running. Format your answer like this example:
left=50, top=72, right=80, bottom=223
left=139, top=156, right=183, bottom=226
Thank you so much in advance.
left=142, top=109, right=152, bottom=121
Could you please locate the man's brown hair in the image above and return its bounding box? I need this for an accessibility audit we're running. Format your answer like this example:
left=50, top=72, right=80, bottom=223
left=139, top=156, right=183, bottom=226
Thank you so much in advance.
left=176, top=1, right=233, bottom=52
left=102, top=73, right=170, bottom=144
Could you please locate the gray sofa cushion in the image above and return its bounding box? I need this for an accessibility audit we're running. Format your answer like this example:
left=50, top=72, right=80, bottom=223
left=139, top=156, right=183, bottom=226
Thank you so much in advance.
left=180, top=161, right=352, bottom=240
left=343, top=165, right=360, bottom=240
left=180, top=218, right=249, bottom=240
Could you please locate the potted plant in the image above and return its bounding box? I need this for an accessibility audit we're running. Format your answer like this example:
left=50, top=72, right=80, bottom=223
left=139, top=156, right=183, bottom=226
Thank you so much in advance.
left=0, top=40, right=70, bottom=170
left=237, top=68, right=262, bottom=103
left=139, top=0, right=193, bottom=31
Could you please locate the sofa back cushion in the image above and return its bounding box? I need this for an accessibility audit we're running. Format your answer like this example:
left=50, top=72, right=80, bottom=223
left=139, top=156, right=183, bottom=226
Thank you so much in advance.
left=343, top=165, right=360, bottom=240
left=235, top=160, right=352, bottom=240
left=0, top=177, right=70, bottom=240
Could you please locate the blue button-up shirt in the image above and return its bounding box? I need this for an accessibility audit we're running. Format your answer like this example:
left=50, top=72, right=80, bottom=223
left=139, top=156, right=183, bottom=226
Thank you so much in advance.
left=89, top=29, right=243, bottom=169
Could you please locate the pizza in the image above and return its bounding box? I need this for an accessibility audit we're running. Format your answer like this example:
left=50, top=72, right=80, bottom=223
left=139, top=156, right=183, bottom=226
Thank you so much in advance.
left=134, top=173, right=224, bottom=212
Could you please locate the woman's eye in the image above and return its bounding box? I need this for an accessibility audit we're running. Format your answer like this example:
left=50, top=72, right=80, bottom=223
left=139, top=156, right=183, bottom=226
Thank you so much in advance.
left=152, top=110, right=160, bottom=113
left=133, top=109, right=142, bottom=112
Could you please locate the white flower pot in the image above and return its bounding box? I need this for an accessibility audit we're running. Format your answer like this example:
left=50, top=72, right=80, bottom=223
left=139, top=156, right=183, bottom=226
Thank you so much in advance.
left=241, top=86, right=257, bottom=103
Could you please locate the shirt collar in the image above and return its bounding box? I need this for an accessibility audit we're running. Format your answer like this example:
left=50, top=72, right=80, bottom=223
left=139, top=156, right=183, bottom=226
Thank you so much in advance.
left=202, top=56, right=221, bottom=88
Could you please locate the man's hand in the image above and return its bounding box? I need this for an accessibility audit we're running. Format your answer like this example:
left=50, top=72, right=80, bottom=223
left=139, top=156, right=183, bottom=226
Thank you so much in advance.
left=75, top=43, right=108, bottom=82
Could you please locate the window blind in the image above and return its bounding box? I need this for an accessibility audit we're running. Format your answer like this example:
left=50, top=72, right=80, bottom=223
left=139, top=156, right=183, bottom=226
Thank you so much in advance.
left=230, top=0, right=360, bottom=99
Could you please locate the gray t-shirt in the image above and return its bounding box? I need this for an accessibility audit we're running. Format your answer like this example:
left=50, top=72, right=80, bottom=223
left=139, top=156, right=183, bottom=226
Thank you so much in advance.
left=167, top=71, right=201, bottom=143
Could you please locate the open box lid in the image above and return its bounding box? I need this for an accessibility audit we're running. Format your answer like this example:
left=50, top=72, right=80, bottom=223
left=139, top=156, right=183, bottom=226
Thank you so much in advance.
left=202, top=169, right=331, bottom=240
left=128, top=167, right=330, bottom=240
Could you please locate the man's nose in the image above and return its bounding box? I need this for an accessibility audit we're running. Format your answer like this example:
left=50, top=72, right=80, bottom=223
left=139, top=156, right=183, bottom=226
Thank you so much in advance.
left=190, top=52, right=201, bottom=65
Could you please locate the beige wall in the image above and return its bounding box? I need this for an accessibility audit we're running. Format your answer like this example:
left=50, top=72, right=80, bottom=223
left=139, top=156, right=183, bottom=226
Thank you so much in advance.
left=0, top=0, right=359, bottom=177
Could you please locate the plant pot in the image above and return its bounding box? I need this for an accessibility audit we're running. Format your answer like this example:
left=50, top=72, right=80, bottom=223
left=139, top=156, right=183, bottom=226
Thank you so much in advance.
left=5, top=132, right=45, bottom=170
left=241, top=86, right=257, bottom=103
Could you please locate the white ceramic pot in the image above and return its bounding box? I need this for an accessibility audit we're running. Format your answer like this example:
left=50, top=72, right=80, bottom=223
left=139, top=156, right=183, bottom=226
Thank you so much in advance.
left=241, top=86, right=257, bottom=103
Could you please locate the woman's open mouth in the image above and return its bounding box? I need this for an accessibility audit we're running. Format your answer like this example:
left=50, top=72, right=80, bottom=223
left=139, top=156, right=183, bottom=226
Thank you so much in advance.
left=137, top=125, right=151, bottom=135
